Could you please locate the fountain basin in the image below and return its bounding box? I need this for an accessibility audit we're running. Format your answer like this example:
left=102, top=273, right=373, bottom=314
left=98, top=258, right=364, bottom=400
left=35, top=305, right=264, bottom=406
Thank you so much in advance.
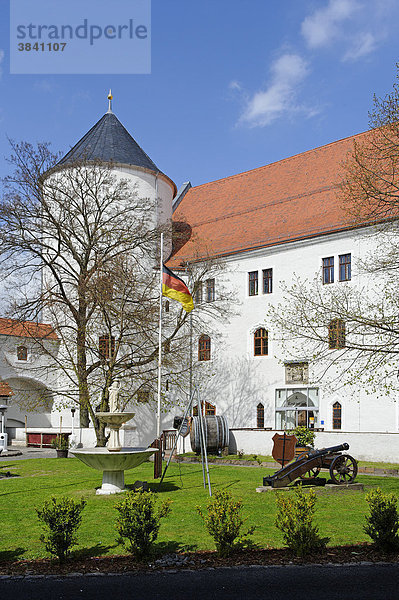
left=96, top=412, right=135, bottom=452
left=71, top=447, right=158, bottom=495
left=96, top=412, right=135, bottom=428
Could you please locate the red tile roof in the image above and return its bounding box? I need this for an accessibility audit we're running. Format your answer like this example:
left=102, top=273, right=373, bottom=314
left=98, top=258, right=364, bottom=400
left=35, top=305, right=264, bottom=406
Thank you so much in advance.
left=0, top=381, right=13, bottom=397
left=170, top=131, right=369, bottom=266
left=0, top=318, right=58, bottom=340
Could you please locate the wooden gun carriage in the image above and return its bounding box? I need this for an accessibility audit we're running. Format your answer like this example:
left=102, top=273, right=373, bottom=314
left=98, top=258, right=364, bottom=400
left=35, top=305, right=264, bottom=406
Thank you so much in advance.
left=263, top=443, right=358, bottom=488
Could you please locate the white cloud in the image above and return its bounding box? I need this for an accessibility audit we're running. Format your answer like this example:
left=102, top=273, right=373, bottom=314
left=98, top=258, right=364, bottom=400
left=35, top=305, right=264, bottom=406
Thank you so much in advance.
left=229, top=80, right=242, bottom=91
left=239, top=53, right=315, bottom=128
left=342, top=31, right=377, bottom=61
left=301, top=0, right=359, bottom=48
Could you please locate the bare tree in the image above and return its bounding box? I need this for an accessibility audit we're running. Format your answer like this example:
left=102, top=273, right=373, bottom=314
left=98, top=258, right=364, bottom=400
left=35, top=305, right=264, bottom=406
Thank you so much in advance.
left=0, top=141, right=232, bottom=445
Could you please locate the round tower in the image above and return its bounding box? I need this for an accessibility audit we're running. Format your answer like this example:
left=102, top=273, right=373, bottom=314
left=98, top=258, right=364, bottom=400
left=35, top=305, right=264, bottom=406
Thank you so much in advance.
left=53, top=92, right=176, bottom=258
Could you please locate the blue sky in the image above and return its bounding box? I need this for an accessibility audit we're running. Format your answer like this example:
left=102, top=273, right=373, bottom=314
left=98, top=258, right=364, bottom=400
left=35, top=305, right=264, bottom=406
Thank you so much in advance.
left=0, top=0, right=399, bottom=188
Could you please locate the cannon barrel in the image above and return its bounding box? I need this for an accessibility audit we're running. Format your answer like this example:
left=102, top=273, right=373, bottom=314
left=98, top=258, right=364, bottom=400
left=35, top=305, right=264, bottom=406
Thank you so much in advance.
left=306, top=443, right=349, bottom=460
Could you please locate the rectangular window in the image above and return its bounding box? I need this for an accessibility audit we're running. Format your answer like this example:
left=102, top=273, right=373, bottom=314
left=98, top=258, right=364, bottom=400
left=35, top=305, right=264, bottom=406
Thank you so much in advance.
left=194, top=282, right=203, bottom=304
left=263, top=268, right=273, bottom=294
left=322, top=257, right=334, bottom=284
left=206, top=278, right=215, bottom=302
left=339, top=254, right=351, bottom=281
left=248, top=271, right=258, bottom=296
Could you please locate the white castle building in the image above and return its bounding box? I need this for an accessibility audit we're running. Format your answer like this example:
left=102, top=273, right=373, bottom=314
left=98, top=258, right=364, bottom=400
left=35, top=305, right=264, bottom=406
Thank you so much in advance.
left=1, top=103, right=398, bottom=462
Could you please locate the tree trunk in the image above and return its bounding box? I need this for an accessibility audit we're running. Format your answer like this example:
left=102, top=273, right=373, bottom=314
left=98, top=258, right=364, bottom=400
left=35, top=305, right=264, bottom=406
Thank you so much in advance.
left=95, top=419, right=109, bottom=447
left=76, top=298, right=90, bottom=428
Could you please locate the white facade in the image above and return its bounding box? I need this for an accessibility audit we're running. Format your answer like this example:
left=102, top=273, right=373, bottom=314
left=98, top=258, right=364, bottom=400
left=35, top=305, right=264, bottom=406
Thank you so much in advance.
left=181, top=224, right=399, bottom=461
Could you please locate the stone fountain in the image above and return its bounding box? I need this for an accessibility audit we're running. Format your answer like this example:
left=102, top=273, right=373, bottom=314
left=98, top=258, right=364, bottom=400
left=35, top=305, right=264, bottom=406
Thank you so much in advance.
left=72, top=381, right=157, bottom=495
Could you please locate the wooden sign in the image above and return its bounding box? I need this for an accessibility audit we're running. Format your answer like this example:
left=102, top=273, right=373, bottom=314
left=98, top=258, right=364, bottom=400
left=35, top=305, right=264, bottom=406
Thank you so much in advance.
left=272, top=433, right=297, bottom=466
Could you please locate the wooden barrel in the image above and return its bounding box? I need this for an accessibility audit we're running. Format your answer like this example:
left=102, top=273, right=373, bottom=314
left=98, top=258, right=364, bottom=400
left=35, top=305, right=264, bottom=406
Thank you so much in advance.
left=190, top=415, right=229, bottom=454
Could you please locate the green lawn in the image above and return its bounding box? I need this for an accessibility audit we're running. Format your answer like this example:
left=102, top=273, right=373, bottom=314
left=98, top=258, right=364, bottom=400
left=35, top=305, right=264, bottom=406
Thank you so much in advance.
left=0, top=457, right=398, bottom=561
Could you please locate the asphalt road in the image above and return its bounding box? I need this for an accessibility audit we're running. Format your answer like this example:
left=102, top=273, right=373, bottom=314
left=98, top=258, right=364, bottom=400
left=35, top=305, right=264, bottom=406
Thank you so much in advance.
left=0, top=563, right=398, bottom=600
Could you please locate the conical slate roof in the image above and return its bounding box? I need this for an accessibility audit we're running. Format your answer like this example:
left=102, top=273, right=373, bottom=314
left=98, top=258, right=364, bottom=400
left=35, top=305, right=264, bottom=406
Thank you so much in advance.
left=58, top=111, right=161, bottom=173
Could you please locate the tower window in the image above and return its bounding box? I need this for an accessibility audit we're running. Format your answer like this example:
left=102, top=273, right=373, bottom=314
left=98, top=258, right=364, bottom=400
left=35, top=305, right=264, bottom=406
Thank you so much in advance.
left=254, top=328, right=268, bottom=356
left=99, top=335, right=115, bottom=359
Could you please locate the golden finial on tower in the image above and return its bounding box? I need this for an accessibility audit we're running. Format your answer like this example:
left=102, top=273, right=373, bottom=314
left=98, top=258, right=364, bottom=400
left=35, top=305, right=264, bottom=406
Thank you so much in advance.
left=107, top=89, right=113, bottom=113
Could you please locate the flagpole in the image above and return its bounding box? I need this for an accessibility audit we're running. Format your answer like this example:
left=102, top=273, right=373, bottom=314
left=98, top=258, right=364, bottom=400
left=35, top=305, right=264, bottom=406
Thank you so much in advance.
left=156, top=232, right=164, bottom=439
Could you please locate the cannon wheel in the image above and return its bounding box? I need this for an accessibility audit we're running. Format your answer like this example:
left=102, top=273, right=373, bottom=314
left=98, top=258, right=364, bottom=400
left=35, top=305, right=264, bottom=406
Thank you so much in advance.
left=329, top=454, right=358, bottom=484
left=300, top=466, right=321, bottom=480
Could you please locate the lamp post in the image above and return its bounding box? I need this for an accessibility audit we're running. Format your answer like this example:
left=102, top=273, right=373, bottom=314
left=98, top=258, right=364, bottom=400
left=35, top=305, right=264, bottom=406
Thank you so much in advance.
left=0, top=405, right=8, bottom=456
left=69, top=407, right=76, bottom=448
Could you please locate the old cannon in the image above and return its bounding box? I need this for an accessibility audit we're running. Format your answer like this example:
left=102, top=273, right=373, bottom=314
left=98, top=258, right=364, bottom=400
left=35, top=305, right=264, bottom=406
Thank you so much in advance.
left=263, top=443, right=358, bottom=488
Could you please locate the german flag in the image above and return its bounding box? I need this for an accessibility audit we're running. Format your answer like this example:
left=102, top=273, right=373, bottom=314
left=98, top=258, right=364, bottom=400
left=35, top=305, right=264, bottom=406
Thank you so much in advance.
left=162, top=265, right=194, bottom=313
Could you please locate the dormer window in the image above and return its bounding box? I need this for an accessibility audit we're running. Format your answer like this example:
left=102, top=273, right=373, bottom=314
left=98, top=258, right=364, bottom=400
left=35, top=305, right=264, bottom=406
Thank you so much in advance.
left=17, top=346, right=28, bottom=361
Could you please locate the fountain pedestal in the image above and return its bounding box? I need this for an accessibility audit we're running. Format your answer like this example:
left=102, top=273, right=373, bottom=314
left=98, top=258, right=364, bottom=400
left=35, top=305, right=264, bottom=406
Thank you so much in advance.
left=99, top=470, right=125, bottom=495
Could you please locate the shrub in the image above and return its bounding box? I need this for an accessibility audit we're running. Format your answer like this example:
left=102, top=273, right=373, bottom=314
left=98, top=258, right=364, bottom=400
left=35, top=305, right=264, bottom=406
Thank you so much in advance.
left=196, top=490, right=255, bottom=557
left=292, top=426, right=315, bottom=448
left=364, top=488, right=399, bottom=552
left=36, top=496, right=86, bottom=563
left=115, top=491, right=171, bottom=558
left=51, top=435, right=69, bottom=450
left=275, top=485, right=329, bottom=557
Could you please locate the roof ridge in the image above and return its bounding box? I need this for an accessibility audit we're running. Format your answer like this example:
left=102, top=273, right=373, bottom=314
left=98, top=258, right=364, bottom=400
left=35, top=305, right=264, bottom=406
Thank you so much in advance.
left=186, top=129, right=368, bottom=192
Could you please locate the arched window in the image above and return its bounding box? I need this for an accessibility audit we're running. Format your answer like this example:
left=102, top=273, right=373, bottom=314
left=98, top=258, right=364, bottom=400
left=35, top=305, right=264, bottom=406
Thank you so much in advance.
left=254, top=328, right=268, bottom=356
left=257, top=403, right=264, bottom=428
left=328, top=319, right=345, bottom=349
left=198, top=335, right=211, bottom=361
left=332, top=402, right=342, bottom=429
left=99, top=335, right=115, bottom=359
left=17, top=346, right=28, bottom=361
